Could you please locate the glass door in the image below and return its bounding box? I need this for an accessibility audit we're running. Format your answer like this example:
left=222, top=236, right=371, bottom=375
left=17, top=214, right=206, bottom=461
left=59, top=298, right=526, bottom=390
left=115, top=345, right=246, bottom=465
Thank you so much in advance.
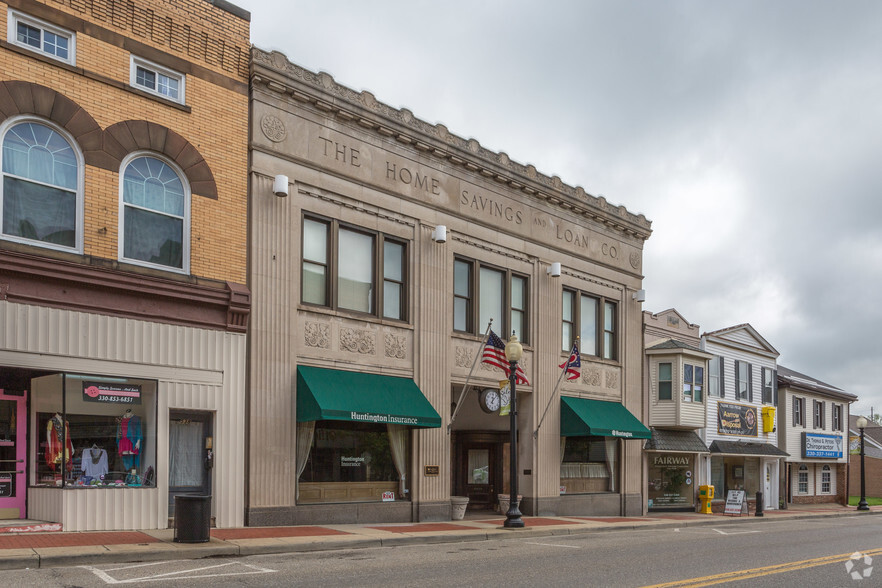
left=167, top=410, right=212, bottom=517
left=0, top=390, right=27, bottom=519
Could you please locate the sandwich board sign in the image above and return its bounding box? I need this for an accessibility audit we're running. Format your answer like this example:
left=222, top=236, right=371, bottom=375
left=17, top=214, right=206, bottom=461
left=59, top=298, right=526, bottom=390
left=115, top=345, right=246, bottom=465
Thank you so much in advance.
left=724, top=490, right=747, bottom=516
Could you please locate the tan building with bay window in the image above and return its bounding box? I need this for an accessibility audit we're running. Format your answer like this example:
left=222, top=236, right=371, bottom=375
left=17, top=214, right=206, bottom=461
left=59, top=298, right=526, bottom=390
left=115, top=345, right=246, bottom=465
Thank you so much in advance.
left=0, top=0, right=250, bottom=530
left=247, top=47, right=652, bottom=525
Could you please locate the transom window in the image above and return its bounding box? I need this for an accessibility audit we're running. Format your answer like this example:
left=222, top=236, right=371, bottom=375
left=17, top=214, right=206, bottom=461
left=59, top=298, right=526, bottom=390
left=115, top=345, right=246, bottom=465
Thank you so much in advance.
left=1, top=119, right=81, bottom=251
left=684, top=364, right=704, bottom=403
left=120, top=154, right=189, bottom=272
left=8, top=10, right=75, bottom=65
left=130, top=56, right=185, bottom=104
left=562, top=289, right=616, bottom=360
left=302, top=216, right=407, bottom=321
left=454, top=258, right=528, bottom=343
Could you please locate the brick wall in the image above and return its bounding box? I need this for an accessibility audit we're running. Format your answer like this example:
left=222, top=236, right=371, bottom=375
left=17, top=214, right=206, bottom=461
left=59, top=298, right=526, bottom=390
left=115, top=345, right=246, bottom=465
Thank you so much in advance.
left=849, top=455, right=882, bottom=499
left=1, top=0, right=249, bottom=285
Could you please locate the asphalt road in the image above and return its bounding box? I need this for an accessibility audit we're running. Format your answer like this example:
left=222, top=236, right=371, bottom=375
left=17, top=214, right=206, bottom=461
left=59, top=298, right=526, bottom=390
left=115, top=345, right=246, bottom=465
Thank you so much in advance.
left=4, top=516, right=882, bottom=587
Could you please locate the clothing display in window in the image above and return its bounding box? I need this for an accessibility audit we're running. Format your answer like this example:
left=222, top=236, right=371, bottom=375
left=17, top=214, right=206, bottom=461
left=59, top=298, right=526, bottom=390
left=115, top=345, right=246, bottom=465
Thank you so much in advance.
left=45, top=413, right=73, bottom=472
left=81, top=446, right=109, bottom=479
left=117, top=410, right=142, bottom=470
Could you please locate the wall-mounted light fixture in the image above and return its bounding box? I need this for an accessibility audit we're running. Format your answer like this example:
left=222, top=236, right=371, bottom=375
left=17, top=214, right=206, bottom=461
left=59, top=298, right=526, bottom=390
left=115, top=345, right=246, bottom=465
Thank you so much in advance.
left=273, top=174, right=289, bottom=197
left=632, top=289, right=646, bottom=302
left=546, top=262, right=561, bottom=277
left=431, top=225, right=447, bottom=243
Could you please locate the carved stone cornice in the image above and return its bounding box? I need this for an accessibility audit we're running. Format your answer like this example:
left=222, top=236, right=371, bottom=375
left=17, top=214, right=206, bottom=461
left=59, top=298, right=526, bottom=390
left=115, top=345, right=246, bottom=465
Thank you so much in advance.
left=0, top=248, right=250, bottom=333
left=251, top=47, right=652, bottom=241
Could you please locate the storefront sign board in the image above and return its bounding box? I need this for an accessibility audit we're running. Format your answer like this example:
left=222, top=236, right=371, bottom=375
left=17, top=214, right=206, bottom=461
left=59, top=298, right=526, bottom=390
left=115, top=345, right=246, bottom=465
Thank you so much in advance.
left=717, top=402, right=757, bottom=437
left=724, top=490, right=747, bottom=515
left=803, top=432, right=843, bottom=458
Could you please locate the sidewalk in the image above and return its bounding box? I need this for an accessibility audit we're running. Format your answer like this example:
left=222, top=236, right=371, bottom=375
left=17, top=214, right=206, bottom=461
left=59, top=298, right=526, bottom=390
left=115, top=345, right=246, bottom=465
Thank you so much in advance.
left=0, top=504, right=879, bottom=571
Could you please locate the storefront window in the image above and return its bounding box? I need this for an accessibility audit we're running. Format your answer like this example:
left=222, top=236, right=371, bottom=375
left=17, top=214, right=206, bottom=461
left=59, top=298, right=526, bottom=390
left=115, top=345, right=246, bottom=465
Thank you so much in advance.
left=298, top=420, right=409, bottom=503
left=31, top=373, right=156, bottom=488
left=647, top=454, right=695, bottom=508
left=710, top=456, right=760, bottom=497
left=559, top=436, right=617, bottom=494
left=798, top=464, right=808, bottom=494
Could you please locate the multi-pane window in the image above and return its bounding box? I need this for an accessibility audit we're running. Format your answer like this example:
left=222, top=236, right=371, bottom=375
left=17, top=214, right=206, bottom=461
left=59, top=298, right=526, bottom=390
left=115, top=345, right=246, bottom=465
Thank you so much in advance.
left=301, top=216, right=407, bottom=321
left=821, top=465, right=831, bottom=494
left=130, top=56, right=185, bottom=104
left=658, top=363, right=672, bottom=401
left=762, top=367, right=776, bottom=404
left=734, top=360, right=751, bottom=400
left=813, top=400, right=825, bottom=429
left=708, top=356, right=723, bottom=397
left=454, top=258, right=528, bottom=343
left=798, top=465, right=808, bottom=494
left=832, top=404, right=842, bottom=432
left=684, top=364, right=704, bottom=403
left=562, top=289, right=617, bottom=360
left=120, top=155, right=189, bottom=272
left=793, top=397, right=805, bottom=427
left=1, top=120, right=81, bottom=251
left=8, top=10, right=75, bottom=65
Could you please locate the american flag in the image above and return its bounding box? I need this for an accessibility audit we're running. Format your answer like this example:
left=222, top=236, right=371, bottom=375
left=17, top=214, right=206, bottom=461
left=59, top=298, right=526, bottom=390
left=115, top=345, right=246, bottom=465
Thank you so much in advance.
left=482, top=329, right=529, bottom=385
left=559, top=342, right=581, bottom=380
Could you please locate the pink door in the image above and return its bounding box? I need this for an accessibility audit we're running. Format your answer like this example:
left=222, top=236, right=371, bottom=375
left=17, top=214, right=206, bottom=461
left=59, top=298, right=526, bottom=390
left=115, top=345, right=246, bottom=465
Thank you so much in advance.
left=0, top=390, right=27, bottom=519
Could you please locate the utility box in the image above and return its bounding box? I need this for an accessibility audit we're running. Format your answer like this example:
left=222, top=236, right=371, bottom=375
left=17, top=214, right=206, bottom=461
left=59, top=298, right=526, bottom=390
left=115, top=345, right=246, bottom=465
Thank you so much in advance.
left=698, top=485, right=714, bottom=514
left=761, top=406, right=776, bottom=433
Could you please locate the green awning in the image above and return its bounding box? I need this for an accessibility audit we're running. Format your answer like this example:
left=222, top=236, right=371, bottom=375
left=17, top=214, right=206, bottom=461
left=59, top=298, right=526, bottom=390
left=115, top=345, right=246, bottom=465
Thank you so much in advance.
left=561, top=396, right=651, bottom=439
left=296, top=366, right=441, bottom=428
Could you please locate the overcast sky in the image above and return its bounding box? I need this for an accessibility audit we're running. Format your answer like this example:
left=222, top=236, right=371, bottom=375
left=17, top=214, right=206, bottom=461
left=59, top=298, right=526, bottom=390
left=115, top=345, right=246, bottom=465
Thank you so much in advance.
left=235, top=0, right=882, bottom=417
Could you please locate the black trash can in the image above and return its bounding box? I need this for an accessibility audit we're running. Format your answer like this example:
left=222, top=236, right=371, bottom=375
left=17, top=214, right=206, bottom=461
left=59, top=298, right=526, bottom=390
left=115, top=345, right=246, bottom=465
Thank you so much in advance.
left=173, top=494, right=211, bottom=543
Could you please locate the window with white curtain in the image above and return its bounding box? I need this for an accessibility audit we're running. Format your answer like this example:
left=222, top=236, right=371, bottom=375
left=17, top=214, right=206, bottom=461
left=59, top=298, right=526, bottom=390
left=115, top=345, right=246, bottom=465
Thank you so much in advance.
left=119, top=154, right=189, bottom=272
left=1, top=119, right=82, bottom=251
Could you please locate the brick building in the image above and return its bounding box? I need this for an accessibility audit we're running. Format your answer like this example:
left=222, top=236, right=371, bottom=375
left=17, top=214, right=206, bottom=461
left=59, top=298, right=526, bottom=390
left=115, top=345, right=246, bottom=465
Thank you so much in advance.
left=848, top=415, right=882, bottom=501
left=0, top=0, right=250, bottom=530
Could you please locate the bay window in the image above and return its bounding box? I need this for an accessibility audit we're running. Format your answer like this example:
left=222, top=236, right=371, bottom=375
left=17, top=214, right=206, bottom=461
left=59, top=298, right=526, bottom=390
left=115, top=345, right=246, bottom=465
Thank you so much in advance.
left=684, top=363, right=704, bottom=402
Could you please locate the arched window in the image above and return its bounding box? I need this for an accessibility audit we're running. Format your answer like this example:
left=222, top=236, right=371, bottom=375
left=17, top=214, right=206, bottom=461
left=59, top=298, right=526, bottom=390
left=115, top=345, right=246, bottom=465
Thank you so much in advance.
left=119, top=154, right=190, bottom=272
left=1, top=118, right=82, bottom=251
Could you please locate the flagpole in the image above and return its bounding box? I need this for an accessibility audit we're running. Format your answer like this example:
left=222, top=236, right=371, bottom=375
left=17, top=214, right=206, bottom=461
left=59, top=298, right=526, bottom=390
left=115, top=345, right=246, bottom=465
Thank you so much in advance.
left=534, top=337, right=578, bottom=438
left=448, top=320, right=493, bottom=433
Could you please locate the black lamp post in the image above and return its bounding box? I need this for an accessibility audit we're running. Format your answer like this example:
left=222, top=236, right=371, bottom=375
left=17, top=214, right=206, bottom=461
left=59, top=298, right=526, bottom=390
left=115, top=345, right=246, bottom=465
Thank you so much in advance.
left=504, top=333, right=525, bottom=528
left=857, top=416, right=869, bottom=511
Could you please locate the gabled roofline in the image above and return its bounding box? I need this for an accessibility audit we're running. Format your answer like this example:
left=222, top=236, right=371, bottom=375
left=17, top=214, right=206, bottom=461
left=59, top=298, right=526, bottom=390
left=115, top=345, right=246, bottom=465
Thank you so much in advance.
left=644, top=308, right=700, bottom=330
left=701, top=323, right=780, bottom=358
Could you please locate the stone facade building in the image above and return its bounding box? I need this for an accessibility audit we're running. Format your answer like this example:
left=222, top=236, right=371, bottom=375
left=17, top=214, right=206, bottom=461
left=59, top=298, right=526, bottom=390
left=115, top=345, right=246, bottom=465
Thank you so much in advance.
left=0, top=0, right=251, bottom=530
left=247, top=47, right=652, bottom=525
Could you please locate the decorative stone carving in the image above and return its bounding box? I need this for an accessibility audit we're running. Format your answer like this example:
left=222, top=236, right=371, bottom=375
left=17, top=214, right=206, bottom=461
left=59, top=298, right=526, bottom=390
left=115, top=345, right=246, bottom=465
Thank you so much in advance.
left=384, top=334, right=407, bottom=359
left=341, top=328, right=375, bottom=355
left=304, top=322, right=330, bottom=349
left=260, top=114, right=286, bottom=143
left=605, top=370, right=619, bottom=389
left=630, top=251, right=641, bottom=270
left=455, top=346, right=473, bottom=368
left=583, top=367, right=601, bottom=387
left=467, top=139, right=480, bottom=153
left=498, top=152, right=510, bottom=166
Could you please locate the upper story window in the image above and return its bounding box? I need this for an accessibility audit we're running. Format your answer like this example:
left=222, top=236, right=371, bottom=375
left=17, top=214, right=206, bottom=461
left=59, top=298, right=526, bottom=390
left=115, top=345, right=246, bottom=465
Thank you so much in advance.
left=119, top=154, right=189, bottom=272
left=813, top=400, right=825, bottom=429
left=1, top=118, right=82, bottom=252
left=562, top=289, right=616, bottom=360
left=832, top=404, right=842, bottom=432
left=762, top=367, right=777, bottom=404
left=734, top=360, right=752, bottom=401
left=454, top=257, right=528, bottom=343
left=708, top=356, right=724, bottom=397
left=302, top=216, right=407, bottom=321
left=8, top=10, right=76, bottom=65
left=793, top=396, right=805, bottom=427
left=684, top=364, right=704, bottom=403
left=130, top=56, right=185, bottom=104
left=658, top=362, right=672, bottom=401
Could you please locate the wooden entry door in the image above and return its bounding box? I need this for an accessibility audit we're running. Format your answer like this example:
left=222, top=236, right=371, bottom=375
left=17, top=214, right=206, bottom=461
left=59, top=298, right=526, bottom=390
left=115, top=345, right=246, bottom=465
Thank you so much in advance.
left=462, top=442, right=497, bottom=510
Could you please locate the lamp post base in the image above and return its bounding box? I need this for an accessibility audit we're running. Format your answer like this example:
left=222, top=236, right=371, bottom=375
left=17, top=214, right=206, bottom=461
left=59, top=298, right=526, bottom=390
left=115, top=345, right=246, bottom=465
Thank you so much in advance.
left=857, top=500, right=870, bottom=511
left=503, top=504, right=524, bottom=528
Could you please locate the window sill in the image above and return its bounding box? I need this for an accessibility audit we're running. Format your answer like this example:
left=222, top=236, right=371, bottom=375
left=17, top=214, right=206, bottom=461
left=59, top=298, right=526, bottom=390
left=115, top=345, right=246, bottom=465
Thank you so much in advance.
left=298, top=304, right=414, bottom=330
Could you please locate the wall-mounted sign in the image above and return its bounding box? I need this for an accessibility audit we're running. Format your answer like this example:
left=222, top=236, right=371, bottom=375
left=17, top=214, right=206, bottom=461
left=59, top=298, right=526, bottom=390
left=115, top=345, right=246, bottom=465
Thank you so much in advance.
left=717, top=402, right=757, bottom=437
left=382, top=491, right=395, bottom=502
left=803, top=432, right=843, bottom=458
left=82, top=382, right=141, bottom=405
left=424, top=465, right=440, bottom=476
